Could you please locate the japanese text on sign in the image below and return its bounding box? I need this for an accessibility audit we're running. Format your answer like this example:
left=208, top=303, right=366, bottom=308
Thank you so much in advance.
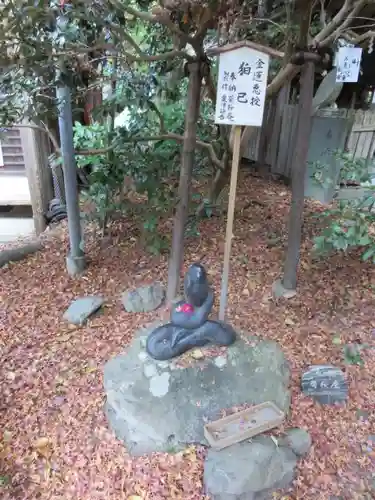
left=214, top=46, right=269, bottom=127
left=335, top=46, right=362, bottom=83
left=309, top=379, right=340, bottom=391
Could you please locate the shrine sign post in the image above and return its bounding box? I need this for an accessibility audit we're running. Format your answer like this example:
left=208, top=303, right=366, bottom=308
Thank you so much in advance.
left=212, top=43, right=269, bottom=321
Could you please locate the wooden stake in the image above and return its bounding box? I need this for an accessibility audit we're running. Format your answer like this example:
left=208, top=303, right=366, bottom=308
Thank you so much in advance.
left=219, top=125, right=242, bottom=321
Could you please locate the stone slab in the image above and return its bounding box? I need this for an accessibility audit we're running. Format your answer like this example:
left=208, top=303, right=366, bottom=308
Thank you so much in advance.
left=63, top=296, right=104, bottom=326
left=301, top=365, right=348, bottom=405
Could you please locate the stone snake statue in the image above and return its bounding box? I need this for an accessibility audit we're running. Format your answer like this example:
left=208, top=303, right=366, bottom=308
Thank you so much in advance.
left=146, top=263, right=236, bottom=360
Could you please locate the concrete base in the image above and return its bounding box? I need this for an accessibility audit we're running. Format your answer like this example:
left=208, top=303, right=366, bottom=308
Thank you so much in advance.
left=66, top=253, right=86, bottom=277
left=272, top=279, right=297, bottom=299
left=0, top=174, right=31, bottom=205
left=0, top=206, right=35, bottom=243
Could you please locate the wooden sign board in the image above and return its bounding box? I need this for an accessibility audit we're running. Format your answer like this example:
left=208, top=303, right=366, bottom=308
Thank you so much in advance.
left=204, top=401, right=284, bottom=450
left=214, top=46, right=269, bottom=127
left=214, top=45, right=270, bottom=321
left=335, top=46, right=362, bottom=83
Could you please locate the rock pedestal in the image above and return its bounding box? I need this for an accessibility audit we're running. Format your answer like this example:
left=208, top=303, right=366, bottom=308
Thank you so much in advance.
left=204, top=428, right=312, bottom=499
left=104, top=323, right=290, bottom=457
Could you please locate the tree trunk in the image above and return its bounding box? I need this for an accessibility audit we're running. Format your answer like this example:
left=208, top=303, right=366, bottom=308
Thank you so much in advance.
left=196, top=153, right=230, bottom=216
left=102, top=57, right=117, bottom=237
left=167, top=62, right=202, bottom=302
left=282, top=60, right=315, bottom=290
left=257, top=98, right=275, bottom=166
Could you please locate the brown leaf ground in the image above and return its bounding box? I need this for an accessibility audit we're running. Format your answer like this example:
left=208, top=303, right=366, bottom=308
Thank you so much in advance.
left=0, top=175, right=374, bottom=500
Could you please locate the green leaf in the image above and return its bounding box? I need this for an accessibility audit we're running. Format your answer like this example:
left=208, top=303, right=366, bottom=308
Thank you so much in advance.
left=358, top=235, right=372, bottom=246
left=332, top=335, right=341, bottom=345
left=361, top=246, right=375, bottom=261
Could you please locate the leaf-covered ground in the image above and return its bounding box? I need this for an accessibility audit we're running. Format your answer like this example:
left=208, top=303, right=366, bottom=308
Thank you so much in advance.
left=0, top=175, right=374, bottom=500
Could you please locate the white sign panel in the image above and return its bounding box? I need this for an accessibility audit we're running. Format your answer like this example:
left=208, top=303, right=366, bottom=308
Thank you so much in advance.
left=214, top=46, right=269, bottom=127
left=335, top=46, right=362, bottom=83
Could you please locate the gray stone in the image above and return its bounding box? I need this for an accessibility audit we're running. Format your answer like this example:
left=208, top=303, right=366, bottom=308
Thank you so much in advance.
left=301, top=365, right=348, bottom=405
left=149, top=372, right=170, bottom=398
left=278, top=428, right=312, bottom=457
left=214, top=355, right=227, bottom=368
left=156, top=360, right=169, bottom=369
left=104, top=323, right=290, bottom=456
left=63, top=296, right=104, bottom=325
left=121, top=283, right=165, bottom=313
left=203, top=436, right=297, bottom=500
left=143, top=363, right=158, bottom=378
left=139, top=336, right=148, bottom=348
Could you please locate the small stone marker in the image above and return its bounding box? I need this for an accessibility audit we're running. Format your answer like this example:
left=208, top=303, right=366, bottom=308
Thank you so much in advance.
left=121, top=283, right=165, bottom=313
left=63, top=296, right=104, bottom=326
left=301, top=365, right=348, bottom=405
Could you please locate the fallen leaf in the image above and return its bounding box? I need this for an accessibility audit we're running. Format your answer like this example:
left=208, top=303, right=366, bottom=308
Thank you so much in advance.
left=2, top=430, right=12, bottom=442
left=332, top=335, right=341, bottom=345
left=1, top=175, right=374, bottom=500
left=33, top=437, right=53, bottom=458
left=34, top=437, right=49, bottom=449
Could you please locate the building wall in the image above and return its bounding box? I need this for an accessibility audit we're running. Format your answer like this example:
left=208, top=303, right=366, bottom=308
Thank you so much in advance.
left=0, top=124, right=53, bottom=235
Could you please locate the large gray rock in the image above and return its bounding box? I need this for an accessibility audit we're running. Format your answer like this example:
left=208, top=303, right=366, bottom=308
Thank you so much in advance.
left=104, top=324, right=290, bottom=456
left=63, top=296, right=104, bottom=325
left=121, top=283, right=165, bottom=313
left=204, top=436, right=297, bottom=500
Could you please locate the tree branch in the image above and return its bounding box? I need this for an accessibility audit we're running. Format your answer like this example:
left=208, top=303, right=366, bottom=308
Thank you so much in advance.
left=53, top=44, right=193, bottom=63
left=314, top=0, right=359, bottom=44
left=123, top=48, right=194, bottom=62
left=351, top=29, right=375, bottom=44
left=118, top=132, right=224, bottom=170
left=108, top=0, right=197, bottom=48
left=148, top=101, right=166, bottom=133
left=319, top=0, right=327, bottom=28
left=320, top=0, right=368, bottom=45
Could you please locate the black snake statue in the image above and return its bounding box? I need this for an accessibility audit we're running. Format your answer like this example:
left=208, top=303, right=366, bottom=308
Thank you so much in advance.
left=146, top=263, right=236, bottom=360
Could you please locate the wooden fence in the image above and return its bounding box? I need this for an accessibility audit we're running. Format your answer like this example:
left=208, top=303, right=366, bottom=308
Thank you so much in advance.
left=347, top=110, right=375, bottom=162
left=244, top=104, right=375, bottom=177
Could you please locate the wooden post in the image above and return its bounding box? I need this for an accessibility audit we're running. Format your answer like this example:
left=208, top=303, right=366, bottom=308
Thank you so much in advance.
left=219, top=125, right=242, bottom=321
left=282, top=61, right=315, bottom=291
